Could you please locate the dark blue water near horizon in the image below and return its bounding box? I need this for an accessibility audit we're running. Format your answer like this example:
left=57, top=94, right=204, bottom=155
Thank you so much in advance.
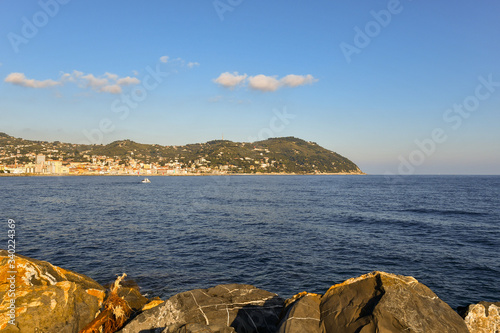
left=1, top=175, right=499, bottom=309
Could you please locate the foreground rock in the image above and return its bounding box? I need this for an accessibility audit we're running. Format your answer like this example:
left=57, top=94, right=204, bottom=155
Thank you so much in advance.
left=459, top=301, right=500, bottom=333
left=114, top=279, right=150, bottom=312
left=1, top=251, right=494, bottom=333
left=278, top=271, right=469, bottom=333
left=278, top=292, right=322, bottom=333
left=118, top=284, right=284, bottom=333
left=0, top=250, right=105, bottom=333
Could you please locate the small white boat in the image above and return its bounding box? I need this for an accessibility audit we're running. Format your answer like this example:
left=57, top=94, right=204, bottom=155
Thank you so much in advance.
left=141, top=178, right=151, bottom=183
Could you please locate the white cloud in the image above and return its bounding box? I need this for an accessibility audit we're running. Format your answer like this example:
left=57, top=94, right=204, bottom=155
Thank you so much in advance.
left=60, top=70, right=83, bottom=82
left=160, top=56, right=195, bottom=67
left=81, top=74, right=109, bottom=89
left=105, top=72, right=119, bottom=81
left=4, top=70, right=141, bottom=94
left=101, top=85, right=122, bottom=94
left=213, top=72, right=247, bottom=89
left=4, top=72, right=60, bottom=88
left=248, top=74, right=280, bottom=92
left=213, top=72, right=318, bottom=92
left=280, top=74, right=317, bottom=87
left=74, top=72, right=141, bottom=93
left=117, top=76, right=140, bottom=86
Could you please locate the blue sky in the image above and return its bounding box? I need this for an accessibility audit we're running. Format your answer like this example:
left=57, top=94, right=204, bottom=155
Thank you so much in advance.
left=0, top=0, right=499, bottom=174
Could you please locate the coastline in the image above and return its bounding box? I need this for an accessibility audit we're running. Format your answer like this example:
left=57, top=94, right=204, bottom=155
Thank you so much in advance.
left=0, top=171, right=367, bottom=177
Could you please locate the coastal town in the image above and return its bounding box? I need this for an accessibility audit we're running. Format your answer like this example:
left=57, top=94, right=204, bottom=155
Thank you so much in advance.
left=0, top=140, right=265, bottom=175
left=0, top=133, right=363, bottom=175
left=0, top=151, right=201, bottom=176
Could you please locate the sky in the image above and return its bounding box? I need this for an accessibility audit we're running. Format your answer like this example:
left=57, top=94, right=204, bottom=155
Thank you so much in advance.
left=0, top=0, right=499, bottom=175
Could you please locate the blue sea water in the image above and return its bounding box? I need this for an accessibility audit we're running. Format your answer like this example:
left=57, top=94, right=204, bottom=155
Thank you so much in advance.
left=1, top=175, right=499, bottom=309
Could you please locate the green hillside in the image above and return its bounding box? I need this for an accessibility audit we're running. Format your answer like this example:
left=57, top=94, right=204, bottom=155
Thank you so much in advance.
left=0, top=133, right=363, bottom=174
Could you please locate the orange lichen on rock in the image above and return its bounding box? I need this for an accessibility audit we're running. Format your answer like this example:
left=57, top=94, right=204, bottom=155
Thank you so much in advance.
left=324, top=271, right=418, bottom=295
left=142, top=299, right=164, bottom=311
left=0, top=250, right=105, bottom=332
left=86, top=288, right=106, bottom=306
left=283, top=291, right=322, bottom=308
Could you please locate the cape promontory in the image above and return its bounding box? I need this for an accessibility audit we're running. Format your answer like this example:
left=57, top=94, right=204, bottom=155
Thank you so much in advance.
left=0, top=133, right=363, bottom=175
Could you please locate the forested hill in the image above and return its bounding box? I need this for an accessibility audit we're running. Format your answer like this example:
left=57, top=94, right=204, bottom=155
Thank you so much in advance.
left=0, top=133, right=363, bottom=174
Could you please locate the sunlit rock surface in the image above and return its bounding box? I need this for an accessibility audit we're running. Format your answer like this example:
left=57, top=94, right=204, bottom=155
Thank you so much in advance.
left=277, top=292, right=322, bottom=333
left=459, top=301, right=500, bottom=333
left=2, top=251, right=493, bottom=333
left=118, top=284, right=284, bottom=333
left=278, top=271, right=469, bottom=333
left=0, top=250, right=105, bottom=333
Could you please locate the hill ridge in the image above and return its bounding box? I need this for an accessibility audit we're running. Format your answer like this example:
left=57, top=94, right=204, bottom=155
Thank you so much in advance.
left=0, top=133, right=363, bottom=174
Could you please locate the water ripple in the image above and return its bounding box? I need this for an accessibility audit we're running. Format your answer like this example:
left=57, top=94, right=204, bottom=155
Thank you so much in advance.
left=1, top=175, right=499, bottom=309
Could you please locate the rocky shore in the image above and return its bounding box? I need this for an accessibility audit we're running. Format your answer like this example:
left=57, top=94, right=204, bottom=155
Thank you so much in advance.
left=1, top=250, right=498, bottom=333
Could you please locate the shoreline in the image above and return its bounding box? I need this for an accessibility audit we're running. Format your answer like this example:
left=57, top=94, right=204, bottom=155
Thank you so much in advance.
left=0, top=172, right=367, bottom=177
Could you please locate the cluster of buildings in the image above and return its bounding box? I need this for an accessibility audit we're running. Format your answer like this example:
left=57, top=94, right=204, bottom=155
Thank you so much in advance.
left=0, top=154, right=207, bottom=175
left=0, top=152, right=274, bottom=175
left=0, top=141, right=284, bottom=176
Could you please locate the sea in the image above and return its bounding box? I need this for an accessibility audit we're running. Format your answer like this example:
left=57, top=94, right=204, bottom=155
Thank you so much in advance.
left=1, top=175, right=499, bottom=309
